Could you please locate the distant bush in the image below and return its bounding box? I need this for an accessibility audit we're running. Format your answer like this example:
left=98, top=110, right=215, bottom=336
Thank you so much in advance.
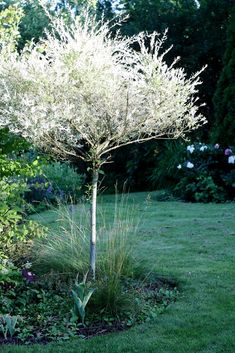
left=174, top=143, right=235, bottom=202
left=42, top=162, right=85, bottom=202
left=24, top=161, right=85, bottom=208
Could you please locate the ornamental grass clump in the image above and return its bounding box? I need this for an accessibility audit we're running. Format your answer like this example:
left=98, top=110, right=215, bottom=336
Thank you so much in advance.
left=93, top=195, right=138, bottom=314
left=32, top=203, right=89, bottom=274
left=0, top=8, right=206, bottom=278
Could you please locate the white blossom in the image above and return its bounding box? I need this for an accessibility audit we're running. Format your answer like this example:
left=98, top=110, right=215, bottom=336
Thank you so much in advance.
left=228, top=156, right=235, bottom=164
left=187, top=145, right=195, bottom=154
left=186, top=162, right=194, bottom=169
left=0, top=14, right=206, bottom=163
left=177, top=164, right=182, bottom=169
left=199, top=145, right=208, bottom=152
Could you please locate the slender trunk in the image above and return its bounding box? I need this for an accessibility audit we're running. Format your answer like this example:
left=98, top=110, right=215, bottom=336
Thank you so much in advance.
left=89, top=169, right=99, bottom=280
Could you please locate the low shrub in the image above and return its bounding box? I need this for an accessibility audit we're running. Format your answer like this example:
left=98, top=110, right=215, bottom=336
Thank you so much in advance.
left=0, top=259, right=23, bottom=287
left=0, top=268, right=77, bottom=342
left=0, top=178, right=46, bottom=261
left=0, top=153, right=47, bottom=261
left=25, top=161, right=85, bottom=210
left=174, top=143, right=235, bottom=202
left=42, top=162, right=85, bottom=202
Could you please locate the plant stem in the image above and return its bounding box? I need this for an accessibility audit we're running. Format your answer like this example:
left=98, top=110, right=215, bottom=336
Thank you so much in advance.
left=89, top=168, right=99, bottom=280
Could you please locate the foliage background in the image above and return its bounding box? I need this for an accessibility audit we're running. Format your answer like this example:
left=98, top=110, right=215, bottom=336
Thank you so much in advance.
left=0, top=0, right=234, bottom=192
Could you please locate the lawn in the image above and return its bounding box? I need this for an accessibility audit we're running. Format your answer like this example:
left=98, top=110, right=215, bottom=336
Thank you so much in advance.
left=1, top=192, right=235, bottom=353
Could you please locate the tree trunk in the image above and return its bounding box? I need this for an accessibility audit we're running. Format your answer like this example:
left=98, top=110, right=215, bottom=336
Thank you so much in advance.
left=89, top=169, right=99, bottom=280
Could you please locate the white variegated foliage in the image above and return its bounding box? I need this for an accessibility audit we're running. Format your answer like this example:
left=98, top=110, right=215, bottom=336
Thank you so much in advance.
left=0, top=15, right=206, bottom=163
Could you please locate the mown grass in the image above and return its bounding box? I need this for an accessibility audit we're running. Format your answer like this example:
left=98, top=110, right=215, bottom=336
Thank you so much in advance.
left=1, top=192, right=235, bottom=353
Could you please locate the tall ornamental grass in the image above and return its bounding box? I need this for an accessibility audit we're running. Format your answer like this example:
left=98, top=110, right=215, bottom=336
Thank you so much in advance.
left=32, top=204, right=89, bottom=274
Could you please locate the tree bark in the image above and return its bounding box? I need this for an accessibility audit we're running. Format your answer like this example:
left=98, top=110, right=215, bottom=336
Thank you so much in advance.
left=89, top=169, right=99, bottom=280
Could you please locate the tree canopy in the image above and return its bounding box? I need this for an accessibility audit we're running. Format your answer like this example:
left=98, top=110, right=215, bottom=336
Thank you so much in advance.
left=0, top=16, right=206, bottom=164
left=0, top=13, right=206, bottom=276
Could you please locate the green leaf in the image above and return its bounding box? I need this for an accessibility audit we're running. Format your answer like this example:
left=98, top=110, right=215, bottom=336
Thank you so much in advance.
left=83, top=288, right=95, bottom=308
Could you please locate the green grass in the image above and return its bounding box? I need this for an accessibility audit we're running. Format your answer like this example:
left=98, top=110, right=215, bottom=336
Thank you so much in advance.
left=2, top=192, right=235, bottom=353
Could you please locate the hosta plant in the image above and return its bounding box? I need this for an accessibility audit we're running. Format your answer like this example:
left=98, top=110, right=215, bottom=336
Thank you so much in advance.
left=0, top=314, right=18, bottom=339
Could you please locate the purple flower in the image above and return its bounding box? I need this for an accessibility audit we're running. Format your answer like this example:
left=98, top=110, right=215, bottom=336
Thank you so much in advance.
left=59, top=190, right=65, bottom=199
left=224, top=148, right=232, bottom=156
left=214, top=143, right=220, bottom=149
left=46, top=185, right=53, bottom=194
left=22, top=269, right=36, bottom=283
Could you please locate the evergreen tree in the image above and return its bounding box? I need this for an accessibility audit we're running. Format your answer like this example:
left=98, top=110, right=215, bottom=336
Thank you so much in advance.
left=18, top=0, right=50, bottom=50
left=211, top=5, right=235, bottom=146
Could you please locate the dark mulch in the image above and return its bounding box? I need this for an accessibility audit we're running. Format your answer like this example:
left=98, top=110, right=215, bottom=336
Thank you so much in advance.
left=0, top=337, right=50, bottom=345
left=77, top=321, right=127, bottom=339
left=146, top=277, right=178, bottom=291
left=0, top=337, right=20, bottom=345
left=0, top=321, right=127, bottom=345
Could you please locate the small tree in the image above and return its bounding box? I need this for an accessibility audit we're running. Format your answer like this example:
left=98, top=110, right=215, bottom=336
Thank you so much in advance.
left=0, top=14, right=206, bottom=278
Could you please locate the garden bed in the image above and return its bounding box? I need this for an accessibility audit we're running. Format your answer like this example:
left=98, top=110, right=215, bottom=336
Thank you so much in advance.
left=0, top=275, right=178, bottom=345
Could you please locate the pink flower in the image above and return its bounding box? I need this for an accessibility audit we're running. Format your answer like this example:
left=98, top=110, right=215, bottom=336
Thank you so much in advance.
left=224, top=148, right=232, bottom=156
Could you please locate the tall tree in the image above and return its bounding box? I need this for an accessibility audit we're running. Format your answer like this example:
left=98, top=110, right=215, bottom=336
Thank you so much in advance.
left=211, top=5, right=235, bottom=146
left=0, top=15, right=205, bottom=278
left=18, top=0, right=51, bottom=50
left=104, top=0, right=233, bottom=132
left=96, top=0, right=234, bottom=193
left=1, top=1, right=98, bottom=51
left=96, top=0, right=113, bottom=21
